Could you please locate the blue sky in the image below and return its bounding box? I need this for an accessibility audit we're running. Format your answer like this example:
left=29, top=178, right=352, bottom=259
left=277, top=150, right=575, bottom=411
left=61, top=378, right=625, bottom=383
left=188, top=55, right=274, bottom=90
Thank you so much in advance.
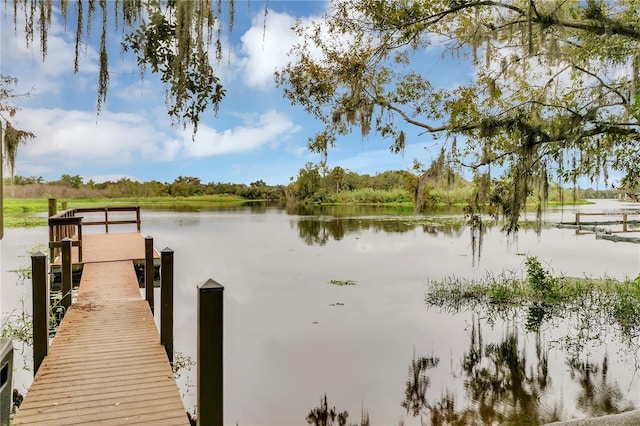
left=0, top=1, right=472, bottom=186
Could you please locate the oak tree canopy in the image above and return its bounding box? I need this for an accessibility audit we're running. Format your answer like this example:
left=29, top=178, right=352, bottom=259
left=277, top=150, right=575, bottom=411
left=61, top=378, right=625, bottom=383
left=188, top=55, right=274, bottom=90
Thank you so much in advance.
left=276, top=0, right=640, bottom=230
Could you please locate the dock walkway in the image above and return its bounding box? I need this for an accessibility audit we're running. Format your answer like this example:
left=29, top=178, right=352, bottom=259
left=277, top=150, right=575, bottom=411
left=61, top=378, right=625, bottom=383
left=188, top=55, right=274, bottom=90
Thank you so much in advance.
left=13, top=234, right=189, bottom=425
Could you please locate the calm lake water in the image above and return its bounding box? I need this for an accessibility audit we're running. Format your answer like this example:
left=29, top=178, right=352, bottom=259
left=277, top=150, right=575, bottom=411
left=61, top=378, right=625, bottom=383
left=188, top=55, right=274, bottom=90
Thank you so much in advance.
left=1, top=199, right=639, bottom=425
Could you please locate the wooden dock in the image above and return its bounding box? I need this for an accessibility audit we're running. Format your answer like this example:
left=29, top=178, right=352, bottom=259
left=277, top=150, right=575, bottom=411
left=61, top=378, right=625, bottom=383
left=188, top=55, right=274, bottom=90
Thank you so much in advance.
left=12, top=233, right=190, bottom=425
left=555, top=210, right=640, bottom=243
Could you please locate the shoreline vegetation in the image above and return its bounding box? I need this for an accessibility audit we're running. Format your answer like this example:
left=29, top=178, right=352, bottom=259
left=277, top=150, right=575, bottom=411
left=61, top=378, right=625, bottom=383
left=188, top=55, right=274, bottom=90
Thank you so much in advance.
left=1, top=168, right=614, bottom=229
left=426, top=256, right=640, bottom=354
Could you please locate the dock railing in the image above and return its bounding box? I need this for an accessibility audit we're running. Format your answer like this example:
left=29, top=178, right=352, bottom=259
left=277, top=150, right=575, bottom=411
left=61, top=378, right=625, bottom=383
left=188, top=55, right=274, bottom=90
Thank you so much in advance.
left=48, top=200, right=141, bottom=262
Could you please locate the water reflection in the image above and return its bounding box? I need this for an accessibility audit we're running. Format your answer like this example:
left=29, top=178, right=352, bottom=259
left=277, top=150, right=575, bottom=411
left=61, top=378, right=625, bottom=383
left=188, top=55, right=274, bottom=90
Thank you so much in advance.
left=306, top=395, right=370, bottom=426
left=308, top=315, right=635, bottom=425
left=441, top=320, right=553, bottom=425
left=402, top=353, right=440, bottom=417
left=568, top=356, right=630, bottom=417
left=297, top=217, right=465, bottom=246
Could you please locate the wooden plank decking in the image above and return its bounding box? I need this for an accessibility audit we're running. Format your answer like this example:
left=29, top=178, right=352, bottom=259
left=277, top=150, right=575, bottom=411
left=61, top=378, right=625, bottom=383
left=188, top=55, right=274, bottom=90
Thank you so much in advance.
left=13, top=235, right=189, bottom=425
left=51, top=233, right=160, bottom=265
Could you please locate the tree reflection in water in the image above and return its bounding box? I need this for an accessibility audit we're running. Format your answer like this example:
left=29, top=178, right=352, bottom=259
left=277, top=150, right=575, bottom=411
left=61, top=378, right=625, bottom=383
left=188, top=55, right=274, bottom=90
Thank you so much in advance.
left=296, top=217, right=464, bottom=246
left=307, top=316, right=634, bottom=425
left=418, top=317, right=632, bottom=425
left=401, top=353, right=439, bottom=417
left=568, top=356, right=630, bottom=417
left=434, top=319, right=553, bottom=425
left=306, top=394, right=370, bottom=426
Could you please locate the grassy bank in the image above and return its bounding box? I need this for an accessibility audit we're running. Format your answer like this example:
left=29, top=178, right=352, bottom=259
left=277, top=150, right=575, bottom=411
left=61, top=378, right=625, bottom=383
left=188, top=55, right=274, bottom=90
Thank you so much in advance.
left=3, top=195, right=246, bottom=228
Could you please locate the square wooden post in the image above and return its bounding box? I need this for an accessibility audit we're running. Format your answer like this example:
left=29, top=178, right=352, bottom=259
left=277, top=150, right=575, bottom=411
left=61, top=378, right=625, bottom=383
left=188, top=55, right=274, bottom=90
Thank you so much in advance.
left=197, top=279, right=224, bottom=426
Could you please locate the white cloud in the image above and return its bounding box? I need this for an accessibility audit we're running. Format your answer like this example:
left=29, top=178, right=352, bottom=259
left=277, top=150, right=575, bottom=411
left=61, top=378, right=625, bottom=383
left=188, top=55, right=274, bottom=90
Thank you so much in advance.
left=239, top=11, right=300, bottom=90
left=13, top=108, right=167, bottom=168
left=238, top=8, right=335, bottom=91
left=180, top=110, right=302, bottom=157
left=11, top=107, right=302, bottom=177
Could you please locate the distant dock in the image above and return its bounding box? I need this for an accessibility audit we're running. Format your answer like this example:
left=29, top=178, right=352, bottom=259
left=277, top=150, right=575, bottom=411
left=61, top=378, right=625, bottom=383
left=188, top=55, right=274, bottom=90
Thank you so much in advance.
left=556, top=210, right=640, bottom=243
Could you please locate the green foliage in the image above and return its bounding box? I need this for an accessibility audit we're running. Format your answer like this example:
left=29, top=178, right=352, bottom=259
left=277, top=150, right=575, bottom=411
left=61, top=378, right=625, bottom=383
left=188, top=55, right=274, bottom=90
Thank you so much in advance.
left=49, top=174, right=84, bottom=189
left=332, top=188, right=411, bottom=204
left=1, top=117, right=35, bottom=177
left=122, top=1, right=225, bottom=136
left=294, top=162, right=324, bottom=202
left=288, top=156, right=472, bottom=206
left=277, top=0, right=640, bottom=231
left=426, top=259, right=640, bottom=339
left=525, top=256, right=557, bottom=297
left=0, top=299, right=32, bottom=346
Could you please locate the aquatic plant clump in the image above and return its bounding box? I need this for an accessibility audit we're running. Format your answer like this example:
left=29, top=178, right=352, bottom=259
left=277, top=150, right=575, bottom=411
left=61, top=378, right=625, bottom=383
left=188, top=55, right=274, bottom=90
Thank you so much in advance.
left=328, top=279, right=358, bottom=286
left=425, top=257, right=640, bottom=343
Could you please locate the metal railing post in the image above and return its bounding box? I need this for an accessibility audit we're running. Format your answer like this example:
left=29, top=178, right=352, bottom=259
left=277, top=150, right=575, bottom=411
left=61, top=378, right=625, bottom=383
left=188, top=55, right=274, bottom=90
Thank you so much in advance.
left=144, top=236, right=154, bottom=313
left=197, top=279, right=224, bottom=426
left=61, top=238, right=73, bottom=311
left=31, top=252, right=49, bottom=374
left=160, top=248, right=174, bottom=364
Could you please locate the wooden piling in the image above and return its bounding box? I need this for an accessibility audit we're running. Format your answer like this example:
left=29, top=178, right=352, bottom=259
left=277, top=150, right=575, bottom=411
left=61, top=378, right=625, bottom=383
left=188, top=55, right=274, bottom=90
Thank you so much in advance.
left=31, top=252, right=48, bottom=374
left=145, top=235, right=154, bottom=313
left=61, top=238, right=73, bottom=311
left=197, top=279, right=224, bottom=426
left=47, top=198, right=57, bottom=217
left=161, top=247, right=174, bottom=364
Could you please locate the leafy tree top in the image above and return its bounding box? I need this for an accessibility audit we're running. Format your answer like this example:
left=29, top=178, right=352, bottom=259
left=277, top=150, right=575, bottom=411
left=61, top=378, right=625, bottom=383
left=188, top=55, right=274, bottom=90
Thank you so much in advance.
left=276, top=0, right=640, bottom=231
left=9, top=0, right=242, bottom=134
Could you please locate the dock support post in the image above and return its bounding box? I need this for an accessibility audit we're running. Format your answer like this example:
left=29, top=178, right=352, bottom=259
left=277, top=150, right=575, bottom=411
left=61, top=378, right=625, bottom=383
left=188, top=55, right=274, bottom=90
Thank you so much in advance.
left=623, top=213, right=628, bottom=232
left=197, top=279, right=224, bottom=426
left=61, top=238, right=73, bottom=311
left=31, top=252, right=49, bottom=374
left=144, top=236, right=154, bottom=313
left=161, top=248, right=174, bottom=364
left=48, top=198, right=57, bottom=217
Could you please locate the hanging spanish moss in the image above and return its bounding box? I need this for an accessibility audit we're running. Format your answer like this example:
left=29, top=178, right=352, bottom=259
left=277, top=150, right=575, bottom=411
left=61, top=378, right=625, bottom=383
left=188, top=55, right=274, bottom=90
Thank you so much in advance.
left=2, top=121, right=34, bottom=178
left=9, top=0, right=243, bottom=134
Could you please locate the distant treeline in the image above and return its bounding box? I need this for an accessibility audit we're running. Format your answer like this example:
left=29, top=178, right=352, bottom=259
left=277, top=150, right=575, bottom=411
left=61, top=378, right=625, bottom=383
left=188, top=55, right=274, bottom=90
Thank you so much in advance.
left=3, top=167, right=426, bottom=202
left=3, top=165, right=624, bottom=206
left=4, top=174, right=285, bottom=200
